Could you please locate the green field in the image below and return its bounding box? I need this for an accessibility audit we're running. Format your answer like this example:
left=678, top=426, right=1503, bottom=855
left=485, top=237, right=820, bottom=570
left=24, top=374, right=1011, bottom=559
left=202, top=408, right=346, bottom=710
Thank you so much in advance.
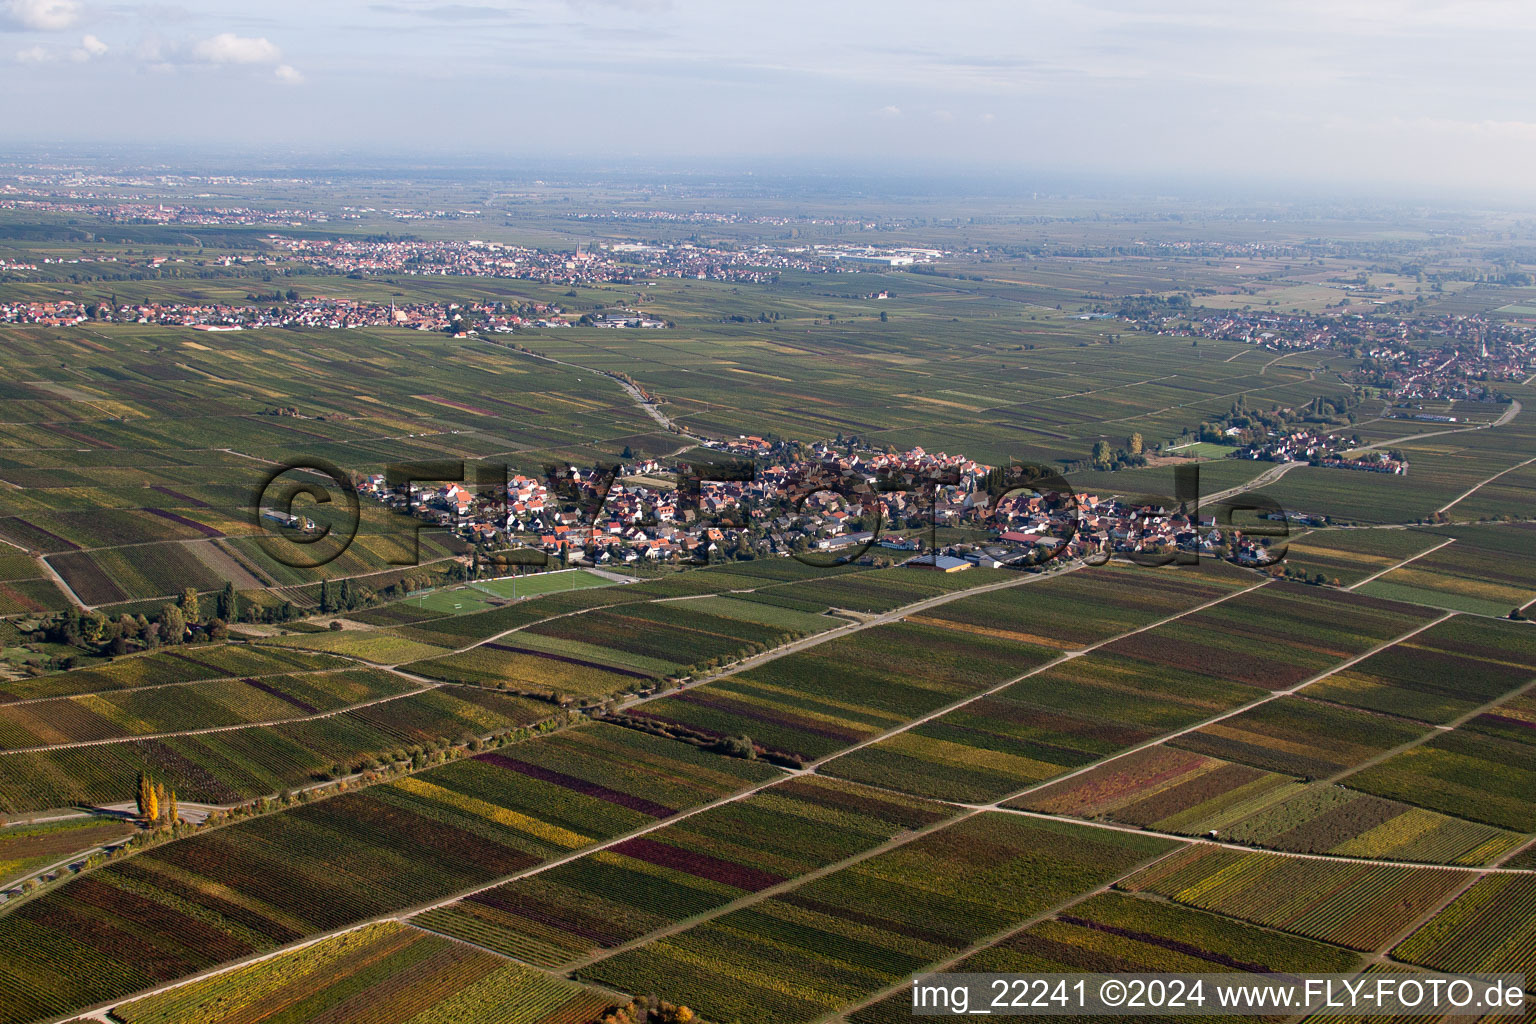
left=469, top=569, right=617, bottom=600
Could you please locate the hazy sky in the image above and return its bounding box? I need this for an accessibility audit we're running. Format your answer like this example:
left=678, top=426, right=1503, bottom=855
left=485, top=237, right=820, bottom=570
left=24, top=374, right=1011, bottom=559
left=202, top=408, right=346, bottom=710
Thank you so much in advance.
left=4, top=0, right=1535, bottom=196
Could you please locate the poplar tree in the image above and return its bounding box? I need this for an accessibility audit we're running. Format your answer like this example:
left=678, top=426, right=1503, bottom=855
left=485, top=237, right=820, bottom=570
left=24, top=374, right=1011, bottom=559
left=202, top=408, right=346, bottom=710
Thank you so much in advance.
left=179, top=587, right=200, bottom=624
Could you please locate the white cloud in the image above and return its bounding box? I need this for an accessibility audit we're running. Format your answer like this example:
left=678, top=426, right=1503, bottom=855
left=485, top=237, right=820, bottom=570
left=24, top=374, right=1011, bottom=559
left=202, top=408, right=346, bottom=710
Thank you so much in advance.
left=0, top=0, right=79, bottom=31
left=274, top=62, right=303, bottom=84
left=874, top=104, right=901, bottom=118
left=190, top=32, right=281, bottom=65
left=14, top=42, right=46, bottom=60
left=70, top=31, right=105, bottom=60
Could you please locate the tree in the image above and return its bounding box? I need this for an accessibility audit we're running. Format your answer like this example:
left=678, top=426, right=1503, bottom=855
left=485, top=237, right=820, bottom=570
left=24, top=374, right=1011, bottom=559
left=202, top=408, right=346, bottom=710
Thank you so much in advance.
left=137, top=774, right=159, bottom=822
left=218, top=581, right=238, bottom=622
left=155, top=782, right=169, bottom=823
left=1090, top=440, right=1114, bottom=470
left=621, top=445, right=634, bottom=461
left=81, top=612, right=107, bottom=645
left=320, top=579, right=336, bottom=614
left=136, top=773, right=153, bottom=820
left=285, top=288, right=300, bottom=302
left=178, top=587, right=200, bottom=624
left=166, top=788, right=179, bottom=824
left=1128, top=432, right=1144, bottom=457
left=159, top=604, right=185, bottom=645
left=712, top=735, right=756, bottom=759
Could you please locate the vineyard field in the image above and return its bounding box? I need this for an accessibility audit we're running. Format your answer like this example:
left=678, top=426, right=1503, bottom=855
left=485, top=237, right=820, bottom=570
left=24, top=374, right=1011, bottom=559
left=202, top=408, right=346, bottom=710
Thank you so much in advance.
left=626, top=619, right=1055, bottom=762
left=579, top=813, right=1176, bottom=1024
left=1118, top=845, right=1469, bottom=950
left=110, top=921, right=613, bottom=1024
left=847, top=890, right=1361, bottom=1024
left=0, top=725, right=774, bottom=1024
left=413, top=775, right=955, bottom=967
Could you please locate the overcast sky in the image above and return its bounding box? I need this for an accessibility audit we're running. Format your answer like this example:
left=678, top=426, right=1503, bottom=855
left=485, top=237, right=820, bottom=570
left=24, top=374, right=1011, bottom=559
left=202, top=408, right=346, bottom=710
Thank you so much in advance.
left=3, top=0, right=1534, bottom=196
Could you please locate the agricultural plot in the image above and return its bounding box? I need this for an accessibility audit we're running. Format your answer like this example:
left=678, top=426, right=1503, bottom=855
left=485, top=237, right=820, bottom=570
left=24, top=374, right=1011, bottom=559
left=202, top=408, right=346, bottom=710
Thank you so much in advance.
left=110, top=921, right=612, bottom=1024
left=392, top=599, right=572, bottom=646
left=262, top=630, right=452, bottom=665
left=1013, top=746, right=1303, bottom=836
left=1279, top=528, right=1448, bottom=587
left=413, top=775, right=955, bottom=967
left=0, top=668, right=415, bottom=749
left=0, top=686, right=555, bottom=813
left=829, top=585, right=1436, bottom=804
left=343, top=601, right=451, bottom=627
left=673, top=594, right=841, bottom=634
left=518, top=599, right=832, bottom=677
left=0, top=578, right=70, bottom=617
left=752, top=567, right=1000, bottom=615
left=1503, top=842, right=1536, bottom=870
left=1169, top=697, right=1428, bottom=779
left=1095, top=583, right=1439, bottom=693
left=847, top=890, right=1363, bottom=1019
left=626, top=619, right=1057, bottom=762
left=1066, top=454, right=1273, bottom=500
left=0, top=815, right=136, bottom=888
left=1464, top=691, right=1536, bottom=745
left=1016, top=734, right=1523, bottom=867
left=1343, top=709, right=1536, bottom=832
left=0, top=724, right=775, bottom=1024
left=407, top=643, right=651, bottom=700
left=1354, top=523, right=1536, bottom=616
left=216, top=528, right=479, bottom=593
left=902, top=564, right=1245, bottom=651
left=580, top=813, right=1176, bottom=1024
left=847, top=890, right=1361, bottom=1024
left=0, top=645, right=350, bottom=703
left=1451, top=459, right=1536, bottom=523
left=48, top=542, right=227, bottom=606
left=1118, top=845, right=1469, bottom=951
left=1213, top=784, right=1528, bottom=866
left=1392, top=875, right=1536, bottom=979
left=0, top=552, right=68, bottom=616
left=819, top=644, right=1256, bottom=804
left=1255, top=463, right=1470, bottom=526
left=493, top=630, right=686, bottom=679
left=1305, top=615, right=1536, bottom=723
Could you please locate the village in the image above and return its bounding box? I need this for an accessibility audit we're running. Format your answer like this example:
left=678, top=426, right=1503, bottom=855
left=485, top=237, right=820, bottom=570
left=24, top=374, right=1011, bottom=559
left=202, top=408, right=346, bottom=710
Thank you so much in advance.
left=1232, top=430, right=1409, bottom=475
left=353, top=432, right=1285, bottom=579
left=267, top=236, right=934, bottom=285
left=0, top=295, right=586, bottom=331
